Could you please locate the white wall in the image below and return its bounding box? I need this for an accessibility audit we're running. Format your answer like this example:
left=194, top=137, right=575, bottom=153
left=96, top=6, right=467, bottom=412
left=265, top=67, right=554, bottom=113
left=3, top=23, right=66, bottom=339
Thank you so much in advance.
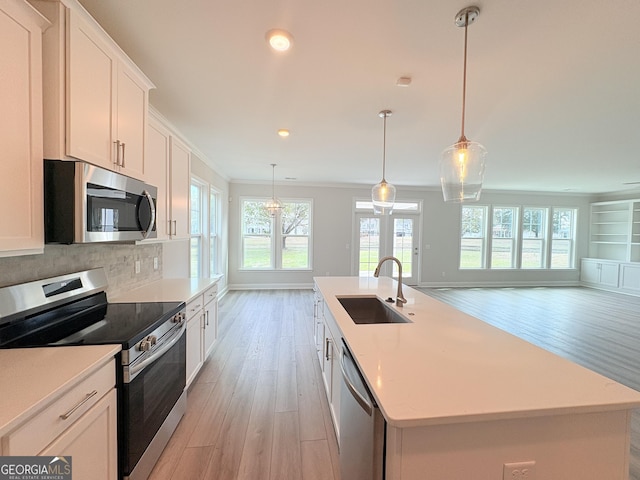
left=228, top=182, right=593, bottom=289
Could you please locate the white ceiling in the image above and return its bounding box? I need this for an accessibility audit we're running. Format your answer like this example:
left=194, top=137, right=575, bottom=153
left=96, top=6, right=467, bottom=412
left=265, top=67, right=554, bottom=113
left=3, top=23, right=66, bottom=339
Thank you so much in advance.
left=77, top=0, right=640, bottom=194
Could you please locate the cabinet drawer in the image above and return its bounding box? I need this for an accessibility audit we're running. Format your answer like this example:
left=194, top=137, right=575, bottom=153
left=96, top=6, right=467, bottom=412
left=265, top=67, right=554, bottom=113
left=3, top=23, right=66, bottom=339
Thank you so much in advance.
left=203, top=284, right=218, bottom=305
left=3, top=360, right=115, bottom=456
left=186, top=294, right=204, bottom=322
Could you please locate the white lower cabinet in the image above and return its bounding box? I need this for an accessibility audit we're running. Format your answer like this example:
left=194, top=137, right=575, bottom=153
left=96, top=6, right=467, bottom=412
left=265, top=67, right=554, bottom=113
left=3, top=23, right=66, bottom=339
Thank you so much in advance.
left=2, top=359, right=117, bottom=479
left=185, top=294, right=204, bottom=387
left=185, top=283, right=219, bottom=387
left=581, top=258, right=640, bottom=296
left=202, top=284, right=219, bottom=360
left=317, top=296, right=342, bottom=441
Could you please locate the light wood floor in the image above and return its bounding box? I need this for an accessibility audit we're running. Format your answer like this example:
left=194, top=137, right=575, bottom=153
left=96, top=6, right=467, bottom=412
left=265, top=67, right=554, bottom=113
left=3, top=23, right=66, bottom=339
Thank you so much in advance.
left=148, top=289, right=340, bottom=480
left=149, top=286, right=640, bottom=480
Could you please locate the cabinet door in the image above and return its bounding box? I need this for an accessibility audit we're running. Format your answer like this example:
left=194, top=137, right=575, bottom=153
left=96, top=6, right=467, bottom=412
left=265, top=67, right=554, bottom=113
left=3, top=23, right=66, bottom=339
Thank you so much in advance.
left=39, top=389, right=118, bottom=480
left=146, top=117, right=170, bottom=239
left=322, top=331, right=333, bottom=397
left=329, top=339, right=341, bottom=439
left=186, top=315, right=202, bottom=387
left=0, top=0, right=45, bottom=255
left=600, top=262, right=620, bottom=288
left=169, top=137, right=190, bottom=239
left=116, top=64, right=147, bottom=178
left=203, top=298, right=218, bottom=360
left=67, top=9, right=115, bottom=169
left=580, top=260, right=600, bottom=284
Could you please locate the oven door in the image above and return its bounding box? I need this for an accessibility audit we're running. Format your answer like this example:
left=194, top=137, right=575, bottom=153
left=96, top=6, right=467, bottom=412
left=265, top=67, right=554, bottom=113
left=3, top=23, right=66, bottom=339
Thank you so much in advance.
left=121, top=326, right=186, bottom=478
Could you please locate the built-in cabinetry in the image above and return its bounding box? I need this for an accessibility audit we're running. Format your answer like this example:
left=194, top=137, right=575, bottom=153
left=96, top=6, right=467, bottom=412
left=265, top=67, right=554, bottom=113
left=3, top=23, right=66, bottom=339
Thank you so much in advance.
left=582, top=199, right=640, bottom=295
left=185, top=283, right=219, bottom=387
left=146, top=109, right=191, bottom=241
left=1, top=357, right=118, bottom=480
left=313, top=284, right=342, bottom=440
left=30, top=0, right=154, bottom=179
left=0, top=0, right=48, bottom=257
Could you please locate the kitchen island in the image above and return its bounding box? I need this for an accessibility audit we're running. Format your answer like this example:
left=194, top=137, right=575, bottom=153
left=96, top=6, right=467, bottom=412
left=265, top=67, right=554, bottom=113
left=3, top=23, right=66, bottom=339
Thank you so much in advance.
left=314, top=276, right=640, bottom=479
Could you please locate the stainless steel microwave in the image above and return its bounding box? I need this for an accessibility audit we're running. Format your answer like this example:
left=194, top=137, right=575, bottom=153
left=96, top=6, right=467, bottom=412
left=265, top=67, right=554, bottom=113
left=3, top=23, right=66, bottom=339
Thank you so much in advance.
left=44, top=160, right=157, bottom=243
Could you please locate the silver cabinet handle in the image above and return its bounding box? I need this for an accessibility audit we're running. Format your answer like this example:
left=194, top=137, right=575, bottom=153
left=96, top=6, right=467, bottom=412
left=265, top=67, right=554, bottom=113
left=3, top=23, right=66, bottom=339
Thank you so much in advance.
left=325, top=338, right=331, bottom=361
left=60, top=390, right=98, bottom=420
left=206, top=310, right=210, bottom=326
left=113, top=140, right=121, bottom=166
left=120, top=142, right=126, bottom=167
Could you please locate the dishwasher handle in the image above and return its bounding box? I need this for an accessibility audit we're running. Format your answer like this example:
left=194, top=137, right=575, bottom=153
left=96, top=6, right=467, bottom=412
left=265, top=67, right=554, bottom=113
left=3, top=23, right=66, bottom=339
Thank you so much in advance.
left=340, top=344, right=374, bottom=416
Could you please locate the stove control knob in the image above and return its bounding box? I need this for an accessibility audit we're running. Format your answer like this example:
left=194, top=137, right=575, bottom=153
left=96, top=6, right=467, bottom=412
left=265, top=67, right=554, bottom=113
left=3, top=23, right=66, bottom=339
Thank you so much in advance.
left=172, top=313, right=184, bottom=324
left=138, top=335, right=158, bottom=351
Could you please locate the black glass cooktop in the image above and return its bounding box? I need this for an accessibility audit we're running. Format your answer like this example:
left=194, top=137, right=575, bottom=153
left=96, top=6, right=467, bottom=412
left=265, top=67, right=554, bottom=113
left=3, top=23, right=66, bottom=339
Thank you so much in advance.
left=0, top=292, right=184, bottom=349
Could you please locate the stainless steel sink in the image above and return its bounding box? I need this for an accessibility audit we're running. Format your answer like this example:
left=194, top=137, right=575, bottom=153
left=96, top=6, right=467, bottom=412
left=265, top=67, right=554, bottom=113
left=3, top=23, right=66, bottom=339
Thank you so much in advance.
left=337, top=296, right=411, bottom=325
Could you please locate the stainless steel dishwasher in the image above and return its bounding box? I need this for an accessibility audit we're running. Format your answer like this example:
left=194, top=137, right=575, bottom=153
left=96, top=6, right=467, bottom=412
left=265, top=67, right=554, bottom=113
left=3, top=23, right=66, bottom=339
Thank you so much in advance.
left=339, top=340, right=386, bottom=480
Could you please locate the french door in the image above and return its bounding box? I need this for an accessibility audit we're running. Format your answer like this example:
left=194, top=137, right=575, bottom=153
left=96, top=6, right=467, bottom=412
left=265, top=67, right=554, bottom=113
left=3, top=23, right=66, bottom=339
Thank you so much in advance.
left=354, top=213, right=419, bottom=285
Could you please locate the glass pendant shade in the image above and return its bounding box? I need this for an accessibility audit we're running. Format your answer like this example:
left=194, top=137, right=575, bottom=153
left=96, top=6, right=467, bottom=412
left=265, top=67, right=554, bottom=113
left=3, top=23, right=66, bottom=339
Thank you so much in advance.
left=266, top=196, right=282, bottom=217
left=440, top=137, right=487, bottom=202
left=372, top=179, right=396, bottom=215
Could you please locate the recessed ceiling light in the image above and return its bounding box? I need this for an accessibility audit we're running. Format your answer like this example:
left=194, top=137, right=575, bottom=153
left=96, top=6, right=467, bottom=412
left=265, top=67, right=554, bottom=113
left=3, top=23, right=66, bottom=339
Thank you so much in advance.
left=396, top=76, right=412, bottom=87
left=266, top=29, right=293, bottom=52
left=277, top=129, right=290, bottom=137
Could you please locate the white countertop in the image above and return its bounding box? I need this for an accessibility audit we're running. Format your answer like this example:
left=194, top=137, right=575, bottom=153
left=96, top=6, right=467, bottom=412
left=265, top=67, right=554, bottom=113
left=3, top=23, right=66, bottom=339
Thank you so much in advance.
left=315, top=276, right=640, bottom=428
left=0, top=344, right=121, bottom=436
left=110, top=276, right=222, bottom=303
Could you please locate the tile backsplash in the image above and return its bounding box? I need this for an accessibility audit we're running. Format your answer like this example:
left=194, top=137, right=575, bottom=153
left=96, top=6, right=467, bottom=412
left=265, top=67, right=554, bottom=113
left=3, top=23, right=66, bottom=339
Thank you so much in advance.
left=0, top=243, right=163, bottom=298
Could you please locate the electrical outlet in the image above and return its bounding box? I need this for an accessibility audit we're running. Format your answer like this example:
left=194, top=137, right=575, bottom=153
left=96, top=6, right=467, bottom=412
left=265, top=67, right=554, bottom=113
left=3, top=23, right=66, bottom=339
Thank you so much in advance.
left=503, top=461, right=536, bottom=480
left=153, top=257, right=159, bottom=270
left=135, top=260, right=141, bottom=274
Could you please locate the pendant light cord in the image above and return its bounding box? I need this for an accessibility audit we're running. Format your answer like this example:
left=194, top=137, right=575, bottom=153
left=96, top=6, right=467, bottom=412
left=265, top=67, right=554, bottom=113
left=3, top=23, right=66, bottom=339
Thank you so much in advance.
left=460, top=10, right=469, bottom=141
left=382, top=113, right=387, bottom=181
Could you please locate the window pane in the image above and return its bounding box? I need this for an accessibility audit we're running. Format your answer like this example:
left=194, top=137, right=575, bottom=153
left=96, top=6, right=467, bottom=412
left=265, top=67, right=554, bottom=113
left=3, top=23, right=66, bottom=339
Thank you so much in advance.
left=190, top=184, right=201, bottom=234
left=522, top=208, right=547, bottom=269
left=190, top=237, right=200, bottom=278
left=282, top=201, right=310, bottom=269
left=242, top=200, right=272, bottom=268
left=243, top=235, right=271, bottom=268
left=359, top=217, right=380, bottom=277
left=460, top=206, right=486, bottom=269
left=551, top=208, right=576, bottom=268
left=393, top=218, right=413, bottom=277
left=210, top=190, right=217, bottom=275
left=491, top=207, right=517, bottom=268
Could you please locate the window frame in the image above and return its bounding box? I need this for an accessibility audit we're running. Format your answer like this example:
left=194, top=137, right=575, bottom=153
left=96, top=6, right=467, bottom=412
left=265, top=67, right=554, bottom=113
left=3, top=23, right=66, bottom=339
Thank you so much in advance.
left=189, top=177, right=207, bottom=278
left=240, top=196, right=313, bottom=271
left=459, top=204, right=578, bottom=271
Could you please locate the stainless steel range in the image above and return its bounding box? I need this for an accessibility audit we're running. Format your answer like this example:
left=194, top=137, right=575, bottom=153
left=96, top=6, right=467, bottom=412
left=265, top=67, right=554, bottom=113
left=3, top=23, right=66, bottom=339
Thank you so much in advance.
left=0, top=268, right=187, bottom=480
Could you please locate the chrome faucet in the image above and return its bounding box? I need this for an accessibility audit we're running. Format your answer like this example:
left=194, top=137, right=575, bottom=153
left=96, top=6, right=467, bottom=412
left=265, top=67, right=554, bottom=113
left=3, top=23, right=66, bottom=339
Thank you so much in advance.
left=373, top=256, right=407, bottom=306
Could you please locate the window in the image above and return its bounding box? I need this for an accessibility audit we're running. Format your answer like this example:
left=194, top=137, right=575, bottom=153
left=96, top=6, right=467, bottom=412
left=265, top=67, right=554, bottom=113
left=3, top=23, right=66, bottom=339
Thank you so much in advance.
left=241, top=198, right=312, bottom=270
left=460, top=205, right=577, bottom=270
left=551, top=208, right=576, bottom=268
left=521, top=207, right=548, bottom=269
left=190, top=179, right=206, bottom=278
left=491, top=207, right=518, bottom=268
left=460, top=206, right=487, bottom=269
left=210, top=187, right=219, bottom=275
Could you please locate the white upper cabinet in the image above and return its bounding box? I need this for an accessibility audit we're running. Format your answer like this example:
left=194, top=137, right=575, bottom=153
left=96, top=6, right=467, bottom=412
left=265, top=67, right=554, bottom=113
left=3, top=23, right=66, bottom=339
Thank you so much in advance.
left=0, top=0, right=49, bottom=256
left=32, top=0, right=154, bottom=180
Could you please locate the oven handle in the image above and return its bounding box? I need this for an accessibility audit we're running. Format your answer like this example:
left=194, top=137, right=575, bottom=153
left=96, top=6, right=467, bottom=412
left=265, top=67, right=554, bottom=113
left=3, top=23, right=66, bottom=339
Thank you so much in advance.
left=128, top=322, right=185, bottom=381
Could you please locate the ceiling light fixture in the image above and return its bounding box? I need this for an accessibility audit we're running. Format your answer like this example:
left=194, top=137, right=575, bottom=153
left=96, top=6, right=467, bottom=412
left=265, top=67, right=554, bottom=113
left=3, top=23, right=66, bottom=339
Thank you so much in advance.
left=266, top=29, right=293, bottom=52
left=372, top=110, right=396, bottom=215
left=265, top=163, right=282, bottom=217
left=277, top=128, right=290, bottom=137
left=440, top=6, right=487, bottom=203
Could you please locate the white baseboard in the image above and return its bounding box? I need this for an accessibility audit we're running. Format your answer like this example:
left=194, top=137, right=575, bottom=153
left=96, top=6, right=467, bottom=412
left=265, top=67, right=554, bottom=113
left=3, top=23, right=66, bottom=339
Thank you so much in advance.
left=416, top=280, right=581, bottom=289
left=228, top=283, right=314, bottom=290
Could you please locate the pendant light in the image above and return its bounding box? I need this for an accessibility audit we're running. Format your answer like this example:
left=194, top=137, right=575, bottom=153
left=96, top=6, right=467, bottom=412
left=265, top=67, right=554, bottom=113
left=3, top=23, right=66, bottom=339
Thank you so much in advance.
left=440, top=6, right=487, bottom=203
left=372, top=110, right=396, bottom=215
left=265, top=163, right=282, bottom=217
